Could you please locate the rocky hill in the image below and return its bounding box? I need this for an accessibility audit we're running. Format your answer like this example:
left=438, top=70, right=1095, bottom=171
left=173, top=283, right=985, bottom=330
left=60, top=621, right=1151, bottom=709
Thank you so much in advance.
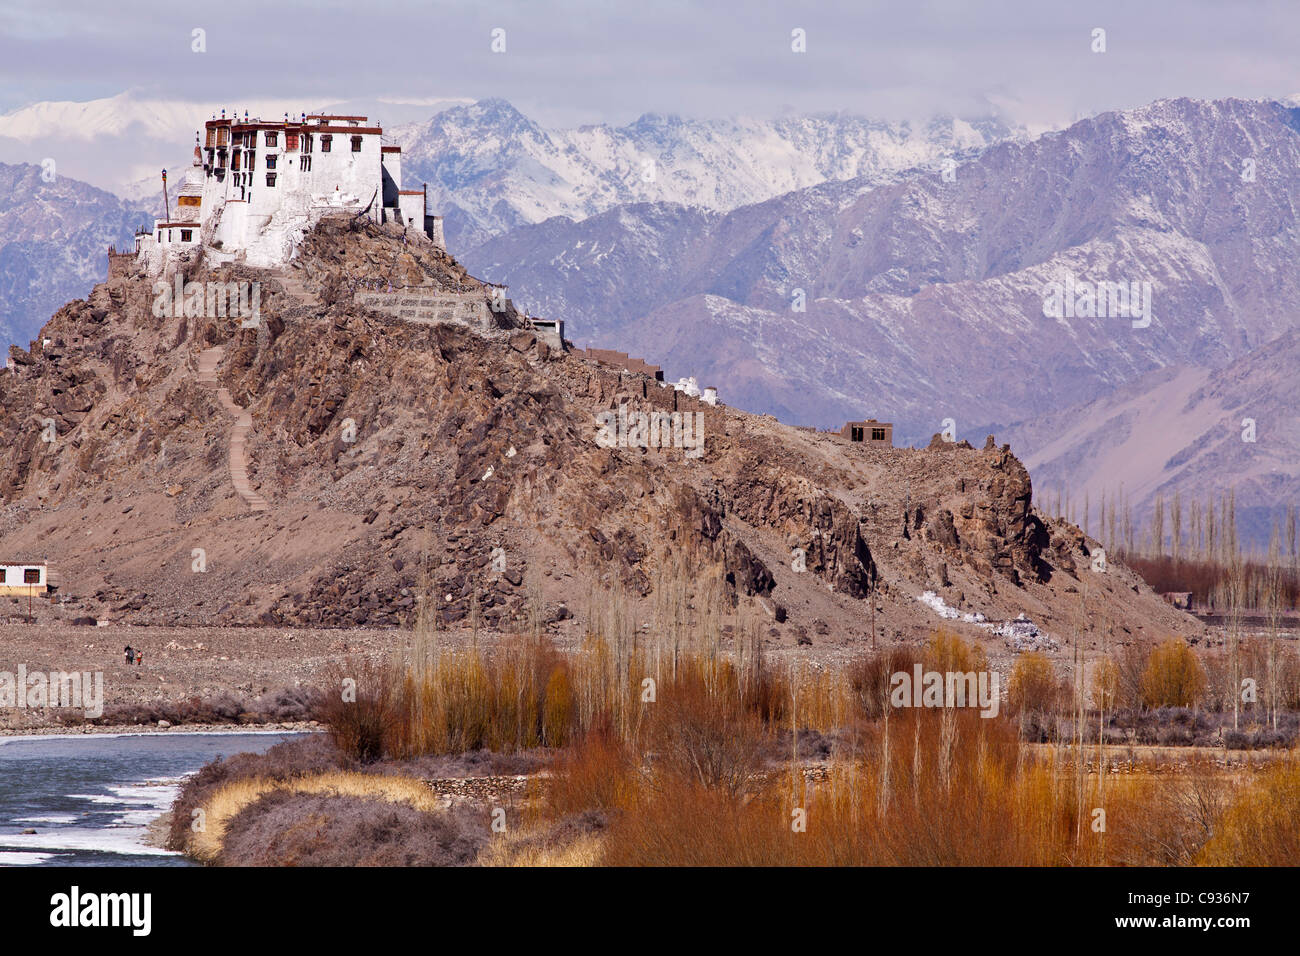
left=0, top=221, right=1195, bottom=654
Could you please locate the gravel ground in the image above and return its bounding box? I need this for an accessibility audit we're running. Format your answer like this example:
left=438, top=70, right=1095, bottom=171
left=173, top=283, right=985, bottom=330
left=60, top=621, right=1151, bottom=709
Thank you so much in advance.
left=0, top=622, right=420, bottom=734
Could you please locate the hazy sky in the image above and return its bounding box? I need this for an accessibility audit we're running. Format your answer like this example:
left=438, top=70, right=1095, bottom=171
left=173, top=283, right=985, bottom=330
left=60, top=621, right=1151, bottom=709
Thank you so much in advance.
left=1, top=0, right=1297, bottom=126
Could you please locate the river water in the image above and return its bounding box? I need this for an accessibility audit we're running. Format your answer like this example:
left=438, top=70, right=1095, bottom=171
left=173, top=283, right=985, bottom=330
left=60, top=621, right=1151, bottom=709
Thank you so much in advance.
left=0, top=731, right=303, bottom=866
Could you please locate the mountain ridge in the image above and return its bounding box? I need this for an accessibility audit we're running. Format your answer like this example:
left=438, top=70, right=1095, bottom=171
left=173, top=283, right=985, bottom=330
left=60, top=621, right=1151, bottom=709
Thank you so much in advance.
left=460, top=96, right=1300, bottom=542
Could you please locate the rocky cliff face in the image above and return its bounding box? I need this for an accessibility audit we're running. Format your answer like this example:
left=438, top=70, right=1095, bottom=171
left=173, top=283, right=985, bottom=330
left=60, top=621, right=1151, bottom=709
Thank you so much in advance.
left=0, top=222, right=1196, bottom=650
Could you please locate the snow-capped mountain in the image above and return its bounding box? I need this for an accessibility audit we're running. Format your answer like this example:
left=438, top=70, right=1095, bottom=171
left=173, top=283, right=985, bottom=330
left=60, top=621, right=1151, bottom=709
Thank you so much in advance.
left=394, top=98, right=1026, bottom=249
left=462, top=97, right=1300, bottom=542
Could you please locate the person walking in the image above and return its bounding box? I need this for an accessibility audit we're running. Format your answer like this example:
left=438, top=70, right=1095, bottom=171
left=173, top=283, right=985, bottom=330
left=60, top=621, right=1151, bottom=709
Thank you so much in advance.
left=135, top=649, right=143, bottom=667
left=124, top=645, right=134, bottom=665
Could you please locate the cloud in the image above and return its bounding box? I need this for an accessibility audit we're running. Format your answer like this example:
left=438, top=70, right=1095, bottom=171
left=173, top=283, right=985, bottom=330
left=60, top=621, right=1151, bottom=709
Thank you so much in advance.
left=0, top=0, right=1295, bottom=126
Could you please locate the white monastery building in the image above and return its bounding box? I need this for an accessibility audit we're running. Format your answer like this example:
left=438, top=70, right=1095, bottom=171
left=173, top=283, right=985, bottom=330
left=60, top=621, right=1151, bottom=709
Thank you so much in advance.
left=136, top=111, right=444, bottom=272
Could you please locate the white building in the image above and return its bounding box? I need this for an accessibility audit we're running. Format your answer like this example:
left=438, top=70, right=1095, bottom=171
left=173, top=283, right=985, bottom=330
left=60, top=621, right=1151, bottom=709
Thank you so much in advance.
left=0, top=562, right=50, bottom=595
left=136, top=111, right=444, bottom=272
left=672, top=376, right=701, bottom=398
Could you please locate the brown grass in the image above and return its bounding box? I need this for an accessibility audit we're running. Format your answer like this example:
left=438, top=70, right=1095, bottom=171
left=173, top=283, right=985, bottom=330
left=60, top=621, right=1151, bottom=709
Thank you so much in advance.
left=1198, top=758, right=1300, bottom=865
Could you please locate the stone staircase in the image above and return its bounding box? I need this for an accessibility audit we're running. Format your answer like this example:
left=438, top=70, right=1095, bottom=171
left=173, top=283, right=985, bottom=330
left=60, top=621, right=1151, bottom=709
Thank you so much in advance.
left=197, top=346, right=269, bottom=512
left=277, top=273, right=320, bottom=307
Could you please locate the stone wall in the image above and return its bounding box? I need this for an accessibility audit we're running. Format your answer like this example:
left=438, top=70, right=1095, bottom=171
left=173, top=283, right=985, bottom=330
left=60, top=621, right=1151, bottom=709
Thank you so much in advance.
left=354, top=288, right=489, bottom=330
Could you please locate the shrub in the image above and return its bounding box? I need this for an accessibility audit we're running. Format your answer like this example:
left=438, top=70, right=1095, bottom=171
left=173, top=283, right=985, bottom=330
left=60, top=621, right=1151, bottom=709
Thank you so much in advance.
left=648, top=664, right=766, bottom=798
left=167, top=735, right=350, bottom=851
left=216, top=791, right=485, bottom=867
left=1140, top=639, right=1207, bottom=708
left=923, top=630, right=988, bottom=674
left=547, top=724, right=638, bottom=815
left=1008, top=652, right=1063, bottom=716
left=848, top=646, right=922, bottom=719
left=313, top=657, right=398, bottom=763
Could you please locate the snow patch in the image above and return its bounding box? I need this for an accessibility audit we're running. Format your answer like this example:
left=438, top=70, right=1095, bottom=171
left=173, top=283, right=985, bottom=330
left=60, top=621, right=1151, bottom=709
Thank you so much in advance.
left=916, top=591, right=1057, bottom=652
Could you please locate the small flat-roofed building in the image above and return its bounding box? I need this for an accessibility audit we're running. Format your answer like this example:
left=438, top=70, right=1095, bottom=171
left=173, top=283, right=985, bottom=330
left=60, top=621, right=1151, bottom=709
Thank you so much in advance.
left=842, top=419, right=892, bottom=445
left=530, top=318, right=564, bottom=350
left=0, top=562, right=50, bottom=595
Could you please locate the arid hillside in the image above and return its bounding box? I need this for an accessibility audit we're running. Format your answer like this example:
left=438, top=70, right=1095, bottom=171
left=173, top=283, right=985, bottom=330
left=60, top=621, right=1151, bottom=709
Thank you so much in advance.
left=0, top=219, right=1198, bottom=656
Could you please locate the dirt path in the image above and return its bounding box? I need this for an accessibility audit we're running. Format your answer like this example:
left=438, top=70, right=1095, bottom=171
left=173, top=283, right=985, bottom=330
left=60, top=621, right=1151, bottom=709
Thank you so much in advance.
left=197, top=346, right=269, bottom=511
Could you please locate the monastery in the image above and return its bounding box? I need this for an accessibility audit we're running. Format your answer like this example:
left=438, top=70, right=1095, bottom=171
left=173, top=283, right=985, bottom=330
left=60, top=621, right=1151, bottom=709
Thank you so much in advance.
left=135, top=111, right=443, bottom=272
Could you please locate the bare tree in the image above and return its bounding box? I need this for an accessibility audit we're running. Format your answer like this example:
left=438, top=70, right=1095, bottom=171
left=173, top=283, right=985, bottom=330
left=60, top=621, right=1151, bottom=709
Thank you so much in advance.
left=1152, top=493, right=1165, bottom=558
left=1172, top=491, right=1183, bottom=564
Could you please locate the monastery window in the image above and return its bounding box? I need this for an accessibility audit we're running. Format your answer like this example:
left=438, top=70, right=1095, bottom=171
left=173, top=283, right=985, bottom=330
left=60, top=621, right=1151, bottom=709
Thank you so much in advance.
left=232, top=152, right=241, bottom=171
left=850, top=426, right=864, bottom=442
left=266, top=154, right=278, bottom=170
left=351, top=136, right=363, bottom=152
left=181, top=229, right=193, bottom=242
left=871, top=427, right=887, bottom=441
left=23, top=568, right=40, bottom=584
left=320, top=135, right=332, bottom=152
left=216, top=128, right=228, bottom=146
left=0, top=569, right=5, bottom=583
left=302, top=134, right=313, bottom=154
left=247, top=152, right=256, bottom=170
left=266, top=172, right=277, bottom=187
left=301, top=156, right=312, bottom=172
left=265, top=131, right=278, bottom=147
left=205, top=129, right=214, bottom=148
left=286, top=132, right=299, bottom=150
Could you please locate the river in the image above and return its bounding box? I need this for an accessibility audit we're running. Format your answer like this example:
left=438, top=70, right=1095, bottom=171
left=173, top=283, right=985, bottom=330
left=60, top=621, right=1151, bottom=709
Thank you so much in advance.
left=0, top=731, right=304, bottom=866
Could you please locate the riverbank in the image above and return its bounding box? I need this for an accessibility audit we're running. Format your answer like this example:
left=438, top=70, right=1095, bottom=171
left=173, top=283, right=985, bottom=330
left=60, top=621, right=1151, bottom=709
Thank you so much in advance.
left=0, top=721, right=322, bottom=738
